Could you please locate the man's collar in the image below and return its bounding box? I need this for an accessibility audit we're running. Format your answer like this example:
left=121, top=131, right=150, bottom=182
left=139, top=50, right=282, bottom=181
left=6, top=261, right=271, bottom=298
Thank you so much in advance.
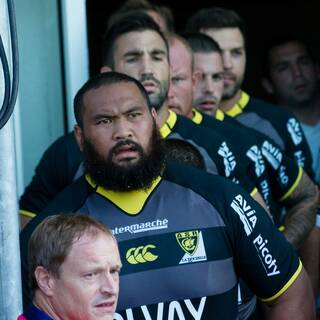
left=159, top=110, right=177, bottom=138
left=225, top=91, right=250, bottom=117
left=191, top=108, right=203, bottom=124
left=85, top=174, right=162, bottom=215
left=23, top=304, right=54, bottom=320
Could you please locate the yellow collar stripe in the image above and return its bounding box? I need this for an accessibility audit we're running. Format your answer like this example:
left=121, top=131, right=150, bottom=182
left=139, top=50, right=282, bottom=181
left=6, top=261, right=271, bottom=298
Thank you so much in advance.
left=160, top=110, right=177, bottom=138
left=86, top=174, right=162, bottom=215
left=215, top=109, right=225, bottom=121
left=226, top=91, right=250, bottom=117
left=192, top=109, right=203, bottom=124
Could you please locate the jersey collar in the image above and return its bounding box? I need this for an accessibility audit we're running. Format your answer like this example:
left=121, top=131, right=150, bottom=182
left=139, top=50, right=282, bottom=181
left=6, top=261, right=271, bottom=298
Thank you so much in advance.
left=191, top=108, right=203, bottom=124
left=23, top=304, right=54, bottom=320
left=226, top=91, right=250, bottom=117
left=85, top=174, right=162, bottom=215
left=159, top=110, right=177, bottom=138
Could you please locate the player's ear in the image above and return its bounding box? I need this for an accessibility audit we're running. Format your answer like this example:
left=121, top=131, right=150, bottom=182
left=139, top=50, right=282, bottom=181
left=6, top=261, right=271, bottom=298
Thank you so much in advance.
left=74, top=124, right=84, bottom=151
left=34, top=266, right=55, bottom=297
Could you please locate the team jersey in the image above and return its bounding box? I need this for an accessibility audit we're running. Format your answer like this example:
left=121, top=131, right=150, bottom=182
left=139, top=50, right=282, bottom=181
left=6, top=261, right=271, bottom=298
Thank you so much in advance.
left=226, top=91, right=314, bottom=179
left=192, top=109, right=303, bottom=225
left=19, top=111, right=257, bottom=217
left=20, top=162, right=301, bottom=319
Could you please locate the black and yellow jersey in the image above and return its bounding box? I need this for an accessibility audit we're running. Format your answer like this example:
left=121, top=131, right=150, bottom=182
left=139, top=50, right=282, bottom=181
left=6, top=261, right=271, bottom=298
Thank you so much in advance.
left=226, top=91, right=314, bottom=179
left=19, top=110, right=258, bottom=217
left=20, top=162, right=301, bottom=319
left=192, top=109, right=303, bottom=226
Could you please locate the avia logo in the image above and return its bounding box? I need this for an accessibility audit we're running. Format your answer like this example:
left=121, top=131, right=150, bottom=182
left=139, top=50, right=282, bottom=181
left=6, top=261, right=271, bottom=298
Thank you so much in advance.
left=126, top=245, right=158, bottom=264
left=287, top=118, right=302, bottom=145
left=260, top=179, right=270, bottom=208
left=261, top=141, right=282, bottom=170
left=279, top=165, right=289, bottom=185
left=176, top=230, right=207, bottom=264
left=294, top=150, right=306, bottom=168
left=231, top=194, right=257, bottom=236
left=218, top=141, right=236, bottom=177
left=246, top=145, right=265, bottom=177
left=112, top=219, right=168, bottom=235
left=253, top=234, right=280, bottom=276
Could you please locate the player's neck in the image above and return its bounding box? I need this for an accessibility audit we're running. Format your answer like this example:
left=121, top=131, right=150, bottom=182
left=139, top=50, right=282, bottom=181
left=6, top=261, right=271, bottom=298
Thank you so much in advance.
left=219, top=90, right=242, bottom=112
left=156, top=102, right=170, bottom=127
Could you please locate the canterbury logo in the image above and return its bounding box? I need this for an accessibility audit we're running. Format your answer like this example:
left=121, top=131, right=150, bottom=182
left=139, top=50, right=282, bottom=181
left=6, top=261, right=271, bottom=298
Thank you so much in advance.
left=126, top=244, right=158, bottom=264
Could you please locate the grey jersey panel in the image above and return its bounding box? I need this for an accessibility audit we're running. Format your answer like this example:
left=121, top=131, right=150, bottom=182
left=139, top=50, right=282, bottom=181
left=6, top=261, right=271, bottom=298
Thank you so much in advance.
left=118, top=258, right=236, bottom=310
left=80, top=179, right=225, bottom=242
left=167, top=132, right=218, bottom=175
left=235, top=112, right=285, bottom=150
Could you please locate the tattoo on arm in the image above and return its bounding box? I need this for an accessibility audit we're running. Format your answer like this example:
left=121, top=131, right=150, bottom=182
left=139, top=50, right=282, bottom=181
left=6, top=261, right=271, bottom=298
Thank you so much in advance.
left=283, top=171, right=319, bottom=248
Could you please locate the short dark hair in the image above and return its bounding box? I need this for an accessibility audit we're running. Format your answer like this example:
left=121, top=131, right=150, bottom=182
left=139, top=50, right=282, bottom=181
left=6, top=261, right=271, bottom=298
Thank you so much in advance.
left=74, top=71, right=152, bottom=127
left=164, top=139, right=205, bottom=169
left=107, top=0, right=175, bottom=32
left=183, top=32, right=222, bottom=55
left=28, top=214, right=115, bottom=293
left=102, top=12, right=169, bottom=68
left=185, top=7, right=248, bottom=45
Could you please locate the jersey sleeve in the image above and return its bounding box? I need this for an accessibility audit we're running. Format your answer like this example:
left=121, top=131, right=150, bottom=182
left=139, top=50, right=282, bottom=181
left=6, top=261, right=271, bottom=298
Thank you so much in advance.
left=261, top=139, right=302, bottom=202
left=221, top=183, right=301, bottom=301
left=284, top=116, right=314, bottom=179
left=19, top=133, right=82, bottom=216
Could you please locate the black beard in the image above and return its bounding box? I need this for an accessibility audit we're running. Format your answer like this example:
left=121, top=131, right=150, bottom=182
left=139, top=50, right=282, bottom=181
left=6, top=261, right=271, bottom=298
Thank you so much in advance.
left=83, top=125, right=165, bottom=191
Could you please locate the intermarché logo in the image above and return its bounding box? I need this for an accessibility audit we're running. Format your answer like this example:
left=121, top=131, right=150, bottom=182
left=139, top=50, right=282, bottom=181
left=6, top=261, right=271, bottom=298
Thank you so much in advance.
left=126, top=244, right=158, bottom=264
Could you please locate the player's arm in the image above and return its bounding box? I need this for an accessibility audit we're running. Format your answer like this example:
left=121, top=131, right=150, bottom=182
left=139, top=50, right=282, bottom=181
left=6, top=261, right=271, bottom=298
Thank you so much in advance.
left=281, top=169, right=319, bottom=248
left=262, top=266, right=315, bottom=320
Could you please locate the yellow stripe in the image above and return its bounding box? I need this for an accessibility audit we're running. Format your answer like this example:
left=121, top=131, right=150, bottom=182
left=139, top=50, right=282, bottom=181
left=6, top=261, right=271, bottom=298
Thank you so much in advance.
left=226, top=91, right=250, bottom=117
left=20, top=209, right=36, bottom=218
left=250, top=187, right=258, bottom=197
left=191, top=109, right=203, bottom=124
left=259, top=260, right=302, bottom=302
left=160, top=110, right=177, bottom=138
left=279, top=166, right=303, bottom=202
left=215, top=109, right=225, bottom=121
left=85, top=174, right=162, bottom=215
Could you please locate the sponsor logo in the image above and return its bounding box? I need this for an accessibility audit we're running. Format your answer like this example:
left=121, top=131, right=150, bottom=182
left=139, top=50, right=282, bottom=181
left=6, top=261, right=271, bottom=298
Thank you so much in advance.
left=114, top=297, right=207, bottom=320
left=279, top=165, right=289, bottom=185
left=253, top=234, right=280, bottom=276
left=113, top=218, right=168, bottom=235
left=231, top=194, right=257, bottom=236
left=176, top=230, right=207, bottom=264
left=218, top=141, right=237, bottom=177
left=261, top=141, right=282, bottom=170
left=246, top=145, right=265, bottom=177
left=287, top=118, right=303, bottom=145
left=126, top=245, right=158, bottom=264
left=294, top=150, right=306, bottom=168
left=260, top=179, right=270, bottom=208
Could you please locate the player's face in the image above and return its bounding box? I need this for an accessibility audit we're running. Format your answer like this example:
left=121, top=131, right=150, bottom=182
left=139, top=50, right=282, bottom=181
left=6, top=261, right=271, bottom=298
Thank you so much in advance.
left=113, top=30, right=170, bottom=111
left=50, top=231, right=121, bottom=320
left=77, top=81, right=156, bottom=168
left=193, top=52, right=224, bottom=115
left=168, top=39, right=194, bottom=118
left=268, top=41, right=318, bottom=106
left=202, top=28, right=246, bottom=100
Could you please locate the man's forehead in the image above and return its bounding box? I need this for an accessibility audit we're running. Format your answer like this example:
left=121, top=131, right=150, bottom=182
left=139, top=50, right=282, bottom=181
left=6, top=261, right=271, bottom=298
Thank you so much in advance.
left=194, top=52, right=223, bottom=70
left=170, top=39, right=192, bottom=72
left=84, top=82, right=146, bottom=107
left=270, top=42, right=309, bottom=63
left=115, top=30, right=168, bottom=53
left=203, top=27, right=244, bottom=49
